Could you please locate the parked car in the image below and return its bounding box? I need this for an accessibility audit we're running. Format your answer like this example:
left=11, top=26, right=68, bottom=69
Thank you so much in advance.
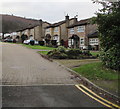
left=23, top=39, right=38, bottom=45
left=4, top=38, right=13, bottom=42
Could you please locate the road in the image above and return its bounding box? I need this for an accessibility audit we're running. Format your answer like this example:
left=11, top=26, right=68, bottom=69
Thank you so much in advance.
left=2, top=43, right=106, bottom=108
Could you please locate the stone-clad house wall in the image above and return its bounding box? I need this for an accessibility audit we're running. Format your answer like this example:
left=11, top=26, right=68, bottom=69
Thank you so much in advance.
left=68, top=20, right=98, bottom=49
left=16, top=16, right=99, bottom=49
left=44, top=16, right=78, bottom=47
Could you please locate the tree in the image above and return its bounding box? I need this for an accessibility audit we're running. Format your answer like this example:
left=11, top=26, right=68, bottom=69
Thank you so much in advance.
left=93, top=0, right=120, bottom=71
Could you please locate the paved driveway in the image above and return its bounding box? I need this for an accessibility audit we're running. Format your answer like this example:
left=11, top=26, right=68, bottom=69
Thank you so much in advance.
left=1, top=43, right=106, bottom=108
left=2, top=43, right=78, bottom=85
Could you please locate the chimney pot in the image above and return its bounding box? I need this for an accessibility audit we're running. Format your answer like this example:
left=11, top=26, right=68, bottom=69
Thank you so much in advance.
left=65, top=14, right=69, bottom=20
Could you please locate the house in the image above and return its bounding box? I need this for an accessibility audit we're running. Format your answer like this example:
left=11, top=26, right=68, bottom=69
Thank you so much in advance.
left=67, top=18, right=98, bottom=49
left=16, top=20, right=50, bottom=43
left=10, top=32, right=17, bottom=39
left=87, top=31, right=99, bottom=50
left=45, top=15, right=78, bottom=47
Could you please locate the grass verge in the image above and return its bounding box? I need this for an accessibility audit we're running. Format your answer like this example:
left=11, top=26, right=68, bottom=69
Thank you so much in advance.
left=38, top=51, right=49, bottom=55
left=22, top=44, right=55, bottom=50
left=72, top=62, right=119, bottom=80
left=90, top=51, right=100, bottom=57
left=72, top=62, right=119, bottom=95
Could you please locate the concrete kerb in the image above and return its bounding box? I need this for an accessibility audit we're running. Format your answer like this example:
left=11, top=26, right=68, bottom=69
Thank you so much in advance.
left=40, top=53, right=120, bottom=105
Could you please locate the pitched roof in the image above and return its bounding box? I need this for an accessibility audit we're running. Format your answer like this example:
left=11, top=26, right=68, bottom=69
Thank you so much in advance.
left=45, top=18, right=76, bottom=29
left=46, top=21, right=66, bottom=28
left=16, top=21, right=51, bottom=32
left=87, top=31, right=98, bottom=38
left=67, top=18, right=90, bottom=28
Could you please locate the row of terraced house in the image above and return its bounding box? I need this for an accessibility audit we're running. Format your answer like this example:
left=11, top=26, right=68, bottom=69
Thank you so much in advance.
left=15, top=15, right=99, bottom=50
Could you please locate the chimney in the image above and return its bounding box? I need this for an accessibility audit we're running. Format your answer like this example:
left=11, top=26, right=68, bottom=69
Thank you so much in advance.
left=65, top=14, right=69, bottom=20
left=74, top=17, right=78, bottom=24
left=39, top=19, right=42, bottom=26
left=74, top=15, right=78, bottom=24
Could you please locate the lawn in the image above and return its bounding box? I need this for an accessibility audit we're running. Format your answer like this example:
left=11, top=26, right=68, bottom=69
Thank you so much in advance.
left=38, top=51, right=49, bottom=55
left=72, top=62, right=119, bottom=95
left=55, top=59, right=100, bottom=68
left=22, top=44, right=55, bottom=50
left=73, top=62, right=119, bottom=80
left=90, top=51, right=100, bottom=57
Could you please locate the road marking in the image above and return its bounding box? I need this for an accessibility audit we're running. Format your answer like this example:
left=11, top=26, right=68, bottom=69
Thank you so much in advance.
left=75, top=84, right=120, bottom=109
left=80, top=84, right=120, bottom=109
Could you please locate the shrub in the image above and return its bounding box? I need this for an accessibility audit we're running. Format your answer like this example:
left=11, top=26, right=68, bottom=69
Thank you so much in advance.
left=39, top=41, right=44, bottom=46
left=57, top=46, right=66, bottom=53
left=67, top=49, right=82, bottom=55
left=66, top=49, right=82, bottom=59
left=100, top=44, right=120, bottom=71
left=47, top=47, right=93, bottom=59
left=47, top=49, right=67, bottom=59
left=82, top=50, right=92, bottom=56
left=51, top=40, right=57, bottom=46
left=93, top=1, right=120, bottom=71
left=60, top=39, right=64, bottom=46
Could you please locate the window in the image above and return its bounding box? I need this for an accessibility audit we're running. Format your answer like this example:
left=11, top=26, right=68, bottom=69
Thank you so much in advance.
left=80, top=38, right=84, bottom=45
left=77, top=26, right=85, bottom=32
left=54, top=27, right=59, bottom=32
left=89, top=38, right=98, bottom=45
left=46, top=29, right=50, bottom=32
left=70, top=28, right=74, bottom=34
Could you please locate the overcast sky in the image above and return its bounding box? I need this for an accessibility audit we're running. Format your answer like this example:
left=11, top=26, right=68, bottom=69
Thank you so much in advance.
left=0, top=0, right=102, bottom=23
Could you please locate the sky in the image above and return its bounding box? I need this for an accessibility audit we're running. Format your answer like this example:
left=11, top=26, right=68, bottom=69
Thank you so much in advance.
left=0, top=0, right=103, bottom=23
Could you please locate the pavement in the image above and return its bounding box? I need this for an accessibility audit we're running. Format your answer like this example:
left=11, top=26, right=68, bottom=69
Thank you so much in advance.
left=1, top=43, right=108, bottom=108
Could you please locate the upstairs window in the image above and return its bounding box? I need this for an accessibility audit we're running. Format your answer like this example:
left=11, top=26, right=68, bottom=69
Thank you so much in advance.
left=46, top=29, right=50, bottom=32
left=77, top=26, right=85, bottom=32
left=54, top=27, right=59, bottom=32
left=70, top=28, right=74, bottom=34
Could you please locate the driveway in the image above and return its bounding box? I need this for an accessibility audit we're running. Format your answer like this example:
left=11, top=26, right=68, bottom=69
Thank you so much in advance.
left=1, top=43, right=107, bottom=108
left=2, top=43, right=78, bottom=85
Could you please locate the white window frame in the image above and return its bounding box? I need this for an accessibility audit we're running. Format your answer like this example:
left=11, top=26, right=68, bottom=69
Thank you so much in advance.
left=54, top=27, right=59, bottom=32
left=80, top=38, right=84, bottom=45
left=70, top=28, right=74, bottom=34
left=89, top=38, right=99, bottom=45
left=77, top=26, right=85, bottom=32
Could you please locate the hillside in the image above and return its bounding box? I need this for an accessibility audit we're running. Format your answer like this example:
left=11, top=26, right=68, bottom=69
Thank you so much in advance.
left=0, top=14, right=48, bottom=33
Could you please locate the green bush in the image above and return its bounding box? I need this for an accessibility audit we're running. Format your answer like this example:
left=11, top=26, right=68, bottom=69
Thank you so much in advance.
left=66, top=49, right=82, bottom=56
left=57, top=46, right=66, bottom=53
left=47, top=46, right=92, bottom=59
left=51, top=40, right=57, bottom=46
left=47, top=49, right=67, bottom=59
left=47, top=47, right=93, bottom=59
left=82, top=50, right=92, bottom=56
left=93, top=1, right=120, bottom=71
left=39, top=41, right=44, bottom=46
left=100, top=44, right=120, bottom=71
left=66, top=49, right=81, bottom=59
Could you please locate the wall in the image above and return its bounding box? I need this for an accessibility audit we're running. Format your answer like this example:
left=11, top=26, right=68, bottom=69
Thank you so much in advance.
left=34, top=26, right=41, bottom=41
left=30, top=28, right=35, bottom=38
left=45, top=28, right=53, bottom=38
left=42, top=22, right=50, bottom=40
